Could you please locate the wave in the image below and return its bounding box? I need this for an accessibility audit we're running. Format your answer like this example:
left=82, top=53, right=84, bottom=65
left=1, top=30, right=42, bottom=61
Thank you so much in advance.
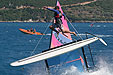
left=28, top=62, right=48, bottom=75
left=45, top=33, right=51, bottom=35
left=28, top=58, right=113, bottom=75
left=60, top=59, right=113, bottom=75
left=94, top=34, right=113, bottom=37
left=90, top=25, right=107, bottom=28
left=77, top=34, right=113, bottom=38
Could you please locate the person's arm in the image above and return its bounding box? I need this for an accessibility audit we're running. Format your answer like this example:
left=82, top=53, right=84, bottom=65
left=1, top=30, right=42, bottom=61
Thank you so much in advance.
left=47, top=8, right=59, bottom=13
left=62, top=13, right=65, bottom=16
left=62, top=13, right=67, bottom=20
left=43, top=6, right=59, bottom=13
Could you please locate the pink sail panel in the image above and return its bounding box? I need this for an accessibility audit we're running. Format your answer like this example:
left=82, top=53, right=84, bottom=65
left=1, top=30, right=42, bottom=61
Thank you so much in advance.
left=51, top=33, right=62, bottom=48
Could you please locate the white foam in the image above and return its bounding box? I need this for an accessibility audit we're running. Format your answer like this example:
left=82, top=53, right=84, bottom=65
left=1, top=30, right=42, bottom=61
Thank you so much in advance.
left=97, top=25, right=101, bottom=27
left=60, top=59, right=113, bottom=75
left=95, top=34, right=113, bottom=37
left=60, top=66, right=82, bottom=75
left=46, top=33, right=51, bottom=35
left=28, top=58, right=113, bottom=75
left=78, top=34, right=113, bottom=37
left=28, top=62, right=48, bottom=75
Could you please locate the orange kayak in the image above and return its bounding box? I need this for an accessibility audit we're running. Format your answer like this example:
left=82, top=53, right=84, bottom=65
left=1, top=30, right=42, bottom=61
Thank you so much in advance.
left=19, top=28, right=45, bottom=35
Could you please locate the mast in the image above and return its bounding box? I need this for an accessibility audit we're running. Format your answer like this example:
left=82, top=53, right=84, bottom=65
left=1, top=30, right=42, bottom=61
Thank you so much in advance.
left=44, top=60, right=50, bottom=75
left=81, top=47, right=89, bottom=71
left=86, top=34, right=95, bottom=68
left=81, top=33, right=96, bottom=71
left=44, top=31, right=53, bottom=75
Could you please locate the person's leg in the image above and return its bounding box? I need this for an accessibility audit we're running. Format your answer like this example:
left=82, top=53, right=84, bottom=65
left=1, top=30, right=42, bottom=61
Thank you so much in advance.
left=63, top=30, right=77, bottom=36
left=57, top=23, right=77, bottom=36
left=49, top=25, right=59, bottom=34
left=58, top=25, right=68, bottom=37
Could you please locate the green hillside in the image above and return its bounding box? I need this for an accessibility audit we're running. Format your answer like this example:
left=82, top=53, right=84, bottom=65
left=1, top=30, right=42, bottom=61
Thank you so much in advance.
left=0, top=0, right=113, bottom=22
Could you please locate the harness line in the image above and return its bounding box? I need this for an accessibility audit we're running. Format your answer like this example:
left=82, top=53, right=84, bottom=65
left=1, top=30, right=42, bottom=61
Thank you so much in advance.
left=30, top=23, right=51, bottom=55
left=65, top=16, right=83, bottom=40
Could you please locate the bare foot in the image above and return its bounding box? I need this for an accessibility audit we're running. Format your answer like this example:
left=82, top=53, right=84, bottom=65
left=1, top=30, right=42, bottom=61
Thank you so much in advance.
left=72, top=32, right=77, bottom=36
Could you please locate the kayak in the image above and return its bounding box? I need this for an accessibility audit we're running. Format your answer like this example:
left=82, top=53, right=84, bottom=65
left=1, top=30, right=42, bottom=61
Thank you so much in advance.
left=19, top=28, right=45, bottom=35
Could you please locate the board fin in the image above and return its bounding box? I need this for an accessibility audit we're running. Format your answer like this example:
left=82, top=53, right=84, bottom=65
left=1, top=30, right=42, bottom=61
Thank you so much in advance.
left=98, top=38, right=107, bottom=46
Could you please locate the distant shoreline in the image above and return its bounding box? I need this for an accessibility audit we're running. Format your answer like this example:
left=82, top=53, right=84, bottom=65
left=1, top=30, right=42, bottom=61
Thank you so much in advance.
left=0, top=20, right=113, bottom=23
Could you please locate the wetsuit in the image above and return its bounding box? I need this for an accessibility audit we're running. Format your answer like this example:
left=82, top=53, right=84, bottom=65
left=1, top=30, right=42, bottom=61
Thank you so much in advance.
left=47, top=8, right=65, bottom=29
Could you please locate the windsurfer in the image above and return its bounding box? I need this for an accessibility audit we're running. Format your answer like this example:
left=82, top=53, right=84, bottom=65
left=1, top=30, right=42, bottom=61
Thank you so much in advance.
left=43, top=6, right=77, bottom=37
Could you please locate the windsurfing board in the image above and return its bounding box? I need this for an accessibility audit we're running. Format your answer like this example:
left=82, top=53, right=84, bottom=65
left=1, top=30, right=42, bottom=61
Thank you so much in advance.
left=10, top=37, right=99, bottom=66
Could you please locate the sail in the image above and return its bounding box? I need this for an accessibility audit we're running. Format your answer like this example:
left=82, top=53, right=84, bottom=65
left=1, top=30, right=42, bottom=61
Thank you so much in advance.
left=50, top=1, right=72, bottom=48
left=46, top=0, right=85, bottom=74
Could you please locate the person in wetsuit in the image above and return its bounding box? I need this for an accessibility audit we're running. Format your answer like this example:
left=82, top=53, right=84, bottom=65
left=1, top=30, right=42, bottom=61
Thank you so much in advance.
left=43, top=6, right=77, bottom=37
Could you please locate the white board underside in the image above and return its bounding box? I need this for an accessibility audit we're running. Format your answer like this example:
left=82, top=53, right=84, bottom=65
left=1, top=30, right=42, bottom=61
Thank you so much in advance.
left=10, top=37, right=98, bottom=66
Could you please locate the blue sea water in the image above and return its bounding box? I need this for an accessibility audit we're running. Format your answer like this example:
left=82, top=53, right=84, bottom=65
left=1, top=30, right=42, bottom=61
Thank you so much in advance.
left=0, top=22, right=113, bottom=75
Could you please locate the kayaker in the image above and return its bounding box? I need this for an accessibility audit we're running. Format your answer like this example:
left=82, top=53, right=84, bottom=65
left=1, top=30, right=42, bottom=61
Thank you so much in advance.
left=30, top=28, right=33, bottom=32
